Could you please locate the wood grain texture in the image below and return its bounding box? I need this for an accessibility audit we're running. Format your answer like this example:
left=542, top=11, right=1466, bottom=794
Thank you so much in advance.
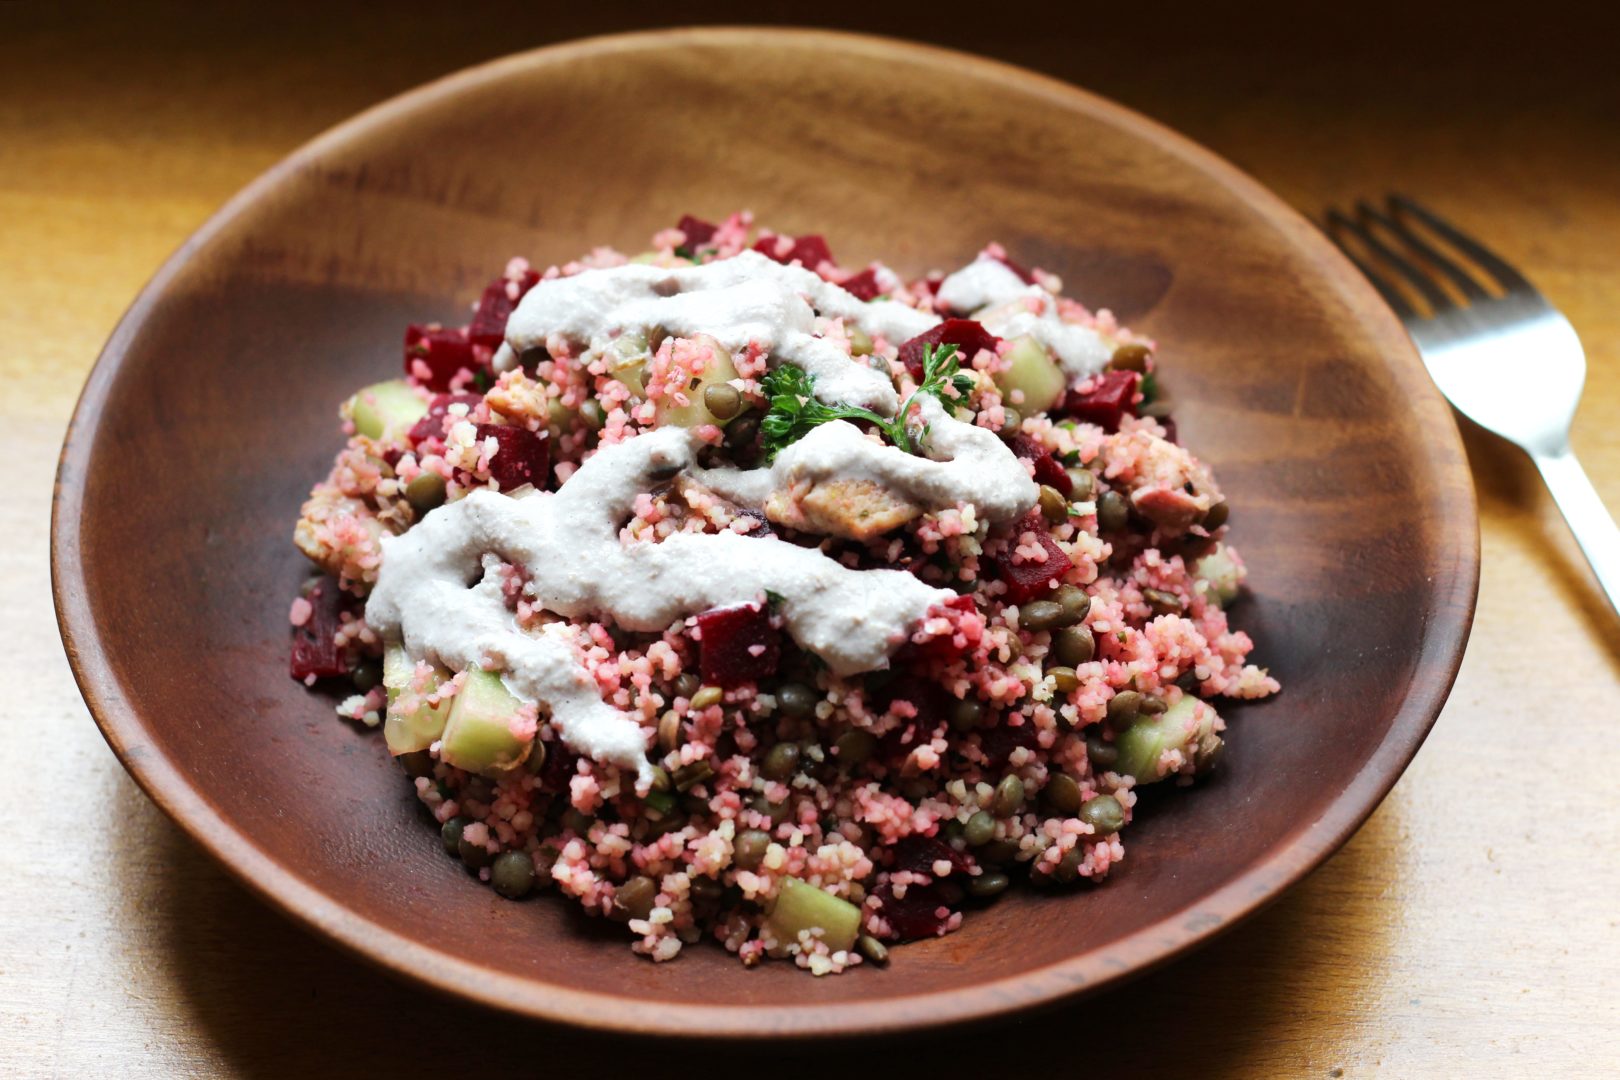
left=6, top=0, right=1620, bottom=1075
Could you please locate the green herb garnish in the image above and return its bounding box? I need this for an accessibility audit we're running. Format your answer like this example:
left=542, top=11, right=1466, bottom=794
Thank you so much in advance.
left=759, top=343, right=973, bottom=460
left=1139, top=370, right=1158, bottom=405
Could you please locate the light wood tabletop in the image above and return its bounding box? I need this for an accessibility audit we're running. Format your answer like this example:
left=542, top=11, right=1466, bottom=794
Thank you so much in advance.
left=5, top=3, right=1618, bottom=1076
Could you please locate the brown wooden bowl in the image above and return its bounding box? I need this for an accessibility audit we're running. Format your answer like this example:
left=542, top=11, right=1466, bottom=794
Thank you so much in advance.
left=52, top=28, right=1477, bottom=1038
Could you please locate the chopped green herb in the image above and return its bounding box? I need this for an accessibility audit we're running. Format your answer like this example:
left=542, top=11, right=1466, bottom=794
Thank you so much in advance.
left=472, top=369, right=493, bottom=393
left=1060, top=449, right=1081, bottom=467
left=758, top=344, right=973, bottom=460
left=764, top=589, right=786, bottom=611
left=674, top=244, right=694, bottom=259
left=1139, top=371, right=1158, bottom=404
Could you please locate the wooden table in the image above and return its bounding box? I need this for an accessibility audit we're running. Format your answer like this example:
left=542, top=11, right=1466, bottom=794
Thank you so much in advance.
left=5, top=3, right=1618, bottom=1075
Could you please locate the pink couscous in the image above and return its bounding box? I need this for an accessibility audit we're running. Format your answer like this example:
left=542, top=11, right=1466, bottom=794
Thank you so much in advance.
left=288, top=212, right=1278, bottom=975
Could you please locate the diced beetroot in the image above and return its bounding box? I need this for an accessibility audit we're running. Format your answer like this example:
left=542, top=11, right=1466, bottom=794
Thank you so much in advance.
left=894, top=594, right=977, bottom=666
left=538, top=741, right=579, bottom=796
left=872, top=878, right=957, bottom=941
left=978, top=719, right=1039, bottom=769
left=1007, top=434, right=1072, bottom=496
left=404, top=324, right=476, bottom=393
left=898, top=319, right=1000, bottom=381
left=889, top=835, right=976, bottom=878
left=1059, top=370, right=1140, bottom=433
left=840, top=267, right=882, bottom=301
left=994, top=251, right=1037, bottom=284
left=289, top=577, right=348, bottom=681
left=874, top=675, right=949, bottom=767
left=1159, top=416, right=1178, bottom=444
left=676, top=214, right=718, bottom=246
left=468, top=271, right=540, bottom=349
left=992, top=511, right=1074, bottom=604
left=474, top=424, right=550, bottom=491
left=408, top=392, right=483, bottom=444
left=752, top=233, right=835, bottom=270
left=695, top=603, right=780, bottom=687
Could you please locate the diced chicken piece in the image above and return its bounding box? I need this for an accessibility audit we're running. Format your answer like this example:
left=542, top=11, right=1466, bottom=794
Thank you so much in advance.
left=765, top=477, right=921, bottom=541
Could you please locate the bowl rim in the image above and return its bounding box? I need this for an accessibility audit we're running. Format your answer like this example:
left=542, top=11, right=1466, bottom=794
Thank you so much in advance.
left=51, top=25, right=1480, bottom=1038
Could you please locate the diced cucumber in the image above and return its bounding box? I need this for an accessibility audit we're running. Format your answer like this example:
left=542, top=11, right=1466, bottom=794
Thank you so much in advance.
left=1113, top=696, right=1217, bottom=783
left=655, top=335, right=741, bottom=428
left=994, top=334, right=1066, bottom=414
left=766, top=878, right=861, bottom=953
left=348, top=379, right=428, bottom=441
left=440, top=668, right=533, bottom=777
left=381, top=643, right=453, bottom=756
left=604, top=329, right=650, bottom=398
left=1193, top=544, right=1244, bottom=607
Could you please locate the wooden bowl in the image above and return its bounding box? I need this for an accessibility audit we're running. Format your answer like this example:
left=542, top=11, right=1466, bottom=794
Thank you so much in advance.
left=52, top=28, right=1477, bottom=1037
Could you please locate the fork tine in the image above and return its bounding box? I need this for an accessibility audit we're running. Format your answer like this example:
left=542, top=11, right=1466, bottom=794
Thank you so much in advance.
left=1323, top=219, right=1418, bottom=320
left=1388, top=194, right=1534, bottom=294
left=1326, top=208, right=1455, bottom=313
left=1357, top=199, right=1491, bottom=301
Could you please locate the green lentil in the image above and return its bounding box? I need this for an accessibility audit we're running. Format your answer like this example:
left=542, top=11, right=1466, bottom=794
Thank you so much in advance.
left=723, top=415, right=759, bottom=452
left=1079, top=794, right=1125, bottom=835
left=1139, top=696, right=1167, bottom=716
left=690, top=876, right=726, bottom=907
left=1044, top=774, right=1084, bottom=815
left=1047, top=666, right=1080, bottom=694
left=1085, top=734, right=1119, bottom=769
left=1068, top=467, right=1096, bottom=502
left=578, top=399, right=606, bottom=430
left=1202, top=500, right=1230, bottom=531
left=405, top=471, right=447, bottom=513
left=964, top=810, right=997, bottom=847
left=440, top=816, right=469, bottom=857
left=968, top=872, right=1010, bottom=898
left=490, top=851, right=536, bottom=899
left=1109, top=342, right=1152, bottom=372
left=657, top=710, right=682, bottom=753
left=1143, top=587, right=1184, bottom=616
left=834, top=728, right=877, bottom=766
left=776, top=682, right=817, bottom=720
left=671, top=760, right=714, bottom=792
left=673, top=673, right=701, bottom=700
left=1107, top=690, right=1143, bottom=726
left=993, top=775, right=1025, bottom=817
left=1193, top=732, right=1225, bottom=774
left=1020, top=600, right=1073, bottom=632
left=399, top=750, right=434, bottom=779
left=1053, top=845, right=1086, bottom=883
left=350, top=660, right=382, bottom=694
left=612, top=875, right=657, bottom=922
left=1050, top=625, right=1096, bottom=667
left=761, top=742, right=801, bottom=781
left=562, top=808, right=592, bottom=835
left=689, top=685, right=723, bottom=711
left=980, top=839, right=1021, bottom=864
left=950, top=697, right=985, bottom=732
left=752, top=795, right=790, bottom=825
left=857, top=935, right=890, bottom=965
left=734, top=829, right=772, bottom=870
left=1054, top=584, right=1092, bottom=623
left=1097, top=489, right=1129, bottom=532
left=457, top=834, right=492, bottom=871
left=702, top=383, right=742, bottom=420
left=1038, top=484, right=1068, bottom=524
left=1000, top=407, right=1022, bottom=434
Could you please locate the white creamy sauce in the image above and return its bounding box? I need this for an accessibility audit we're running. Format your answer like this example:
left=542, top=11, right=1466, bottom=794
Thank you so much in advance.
left=937, top=256, right=1113, bottom=377
left=373, top=250, right=1069, bottom=780
left=367, top=427, right=953, bottom=783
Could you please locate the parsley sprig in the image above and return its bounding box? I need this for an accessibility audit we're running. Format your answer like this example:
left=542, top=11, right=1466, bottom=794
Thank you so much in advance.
left=759, top=343, right=973, bottom=460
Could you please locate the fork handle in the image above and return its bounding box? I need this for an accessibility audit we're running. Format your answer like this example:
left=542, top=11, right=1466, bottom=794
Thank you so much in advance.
left=1533, top=449, right=1620, bottom=615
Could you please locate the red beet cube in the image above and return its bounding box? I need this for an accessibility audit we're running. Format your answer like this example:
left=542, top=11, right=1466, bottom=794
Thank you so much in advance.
left=695, top=603, right=780, bottom=687
left=474, top=424, right=549, bottom=491
left=840, top=267, right=882, bottom=301
left=895, top=594, right=977, bottom=667
left=404, top=324, right=476, bottom=393
left=289, top=578, right=348, bottom=681
left=994, top=251, right=1036, bottom=284
left=898, top=319, right=1000, bottom=381
left=978, top=719, right=1039, bottom=769
left=1007, top=434, right=1072, bottom=496
left=468, top=271, right=540, bottom=349
left=992, top=512, right=1074, bottom=604
left=537, top=741, right=578, bottom=796
left=752, top=233, right=835, bottom=270
left=1060, top=370, right=1140, bottom=433
left=872, top=878, right=957, bottom=941
left=889, top=835, right=976, bottom=878
left=408, top=392, right=483, bottom=444
left=677, top=214, right=718, bottom=246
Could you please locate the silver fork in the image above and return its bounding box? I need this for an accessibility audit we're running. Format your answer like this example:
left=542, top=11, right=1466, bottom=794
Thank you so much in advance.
left=1325, top=194, right=1620, bottom=614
